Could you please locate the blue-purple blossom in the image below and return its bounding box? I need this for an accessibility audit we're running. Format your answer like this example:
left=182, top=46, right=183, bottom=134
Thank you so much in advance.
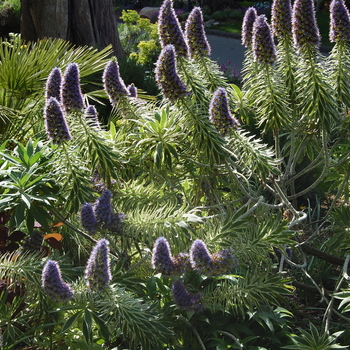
left=103, top=60, right=128, bottom=105
left=271, top=0, right=292, bottom=39
left=45, top=67, right=62, bottom=101
left=209, top=87, right=240, bottom=135
left=172, top=280, right=204, bottom=312
left=127, top=84, right=137, bottom=98
left=61, top=63, right=85, bottom=113
left=155, top=44, right=189, bottom=102
left=185, top=7, right=211, bottom=58
left=85, top=238, right=112, bottom=291
left=190, top=239, right=213, bottom=274
left=252, top=15, right=277, bottom=65
left=42, top=260, right=74, bottom=302
left=81, top=203, right=98, bottom=235
left=158, top=0, right=188, bottom=57
left=84, top=105, right=101, bottom=129
left=44, top=97, right=72, bottom=144
left=211, top=249, right=238, bottom=275
left=152, top=237, right=175, bottom=276
left=242, top=7, right=258, bottom=48
left=292, top=0, right=320, bottom=50
left=94, top=190, right=122, bottom=232
left=330, top=0, right=350, bottom=42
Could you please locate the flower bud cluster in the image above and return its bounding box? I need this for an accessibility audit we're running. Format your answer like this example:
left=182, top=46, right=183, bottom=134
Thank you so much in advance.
left=330, top=0, right=350, bottom=42
left=184, top=7, right=211, bottom=59
left=84, top=105, right=101, bottom=129
left=80, top=189, right=125, bottom=234
left=252, top=15, right=277, bottom=65
left=85, top=238, right=112, bottom=292
left=158, top=0, right=188, bottom=57
left=155, top=44, right=189, bottom=102
left=42, top=260, right=74, bottom=303
left=271, top=0, right=292, bottom=39
left=45, top=67, right=62, bottom=102
left=209, top=87, right=240, bottom=135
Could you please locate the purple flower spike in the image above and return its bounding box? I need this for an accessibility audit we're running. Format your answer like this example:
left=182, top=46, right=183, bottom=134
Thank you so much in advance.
left=152, top=237, right=175, bottom=276
left=185, top=7, right=211, bottom=59
left=209, top=87, right=240, bottom=136
left=127, top=84, right=137, bottom=98
left=81, top=203, right=98, bottom=235
left=155, top=44, right=189, bottom=102
left=44, top=97, right=72, bottom=144
left=242, top=7, right=258, bottom=48
left=103, top=60, right=128, bottom=105
left=211, top=249, right=239, bottom=275
left=42, top=260, right=74, bottom=303
left=292, top=0, right=320, bottom=51
left=172, top=281, right=204, bottom=312
left=45, top=67, right=62, bottom=102
left=94, top=189, right=119, bottom=232
left=61, top=63, right=85, bottom=113
left=252, top=15, right=277, bottom=65
left=84, top=105, right=101, bottom=129
left=271, top=0, right=292, bottom=39
left=85, top=238, right=112, bottom=291
left=190, top=239, right=213, bottom=274
left=158, top=0, right=188, bottom=57
left=330, top=0, right=350, bottom=42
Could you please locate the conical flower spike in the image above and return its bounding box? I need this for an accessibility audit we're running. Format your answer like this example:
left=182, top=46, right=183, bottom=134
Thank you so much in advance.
left=61, top=63, right=85, bottom=113
left=158, top=0, right=188, bottom=57
left=209, top=87, right=240, bottom=135
left=45, top=67, right=62, bottom=102
left=94, top=189, right=119, bottom=231
left=185, top=7, right=211, bottom=58
left=271, top=0, right=292, bottom=39
left=155, top=44, right=189, bottom=102
left=42, top=260, right=74, bottom=302
left=172, top=280, right=204, bottom=312
left=81, top=202, right=98, bottom=235
left=242, top=7, right=258, bottom=48
left=330, top=0, right=350, bottom=42
left=152, top=237, right=175, bottom=276
left=211, top=249, right=239, bottom=275
left=252, top=15, right=277, bottom=65
left=44, top=97, right=72, bottom=144
left=85, top=238, right=112, bottom=291
left=190, top=239, right=213, bottom=274
left=292, top=0, right=320, bottom=51
left=127, top=83, right=137, bottom=98
left=103, top=60, right=128, bottom=105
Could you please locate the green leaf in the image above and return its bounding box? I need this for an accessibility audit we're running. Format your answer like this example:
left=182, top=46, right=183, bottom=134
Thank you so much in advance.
left=60, top=311, right=83, bottom=335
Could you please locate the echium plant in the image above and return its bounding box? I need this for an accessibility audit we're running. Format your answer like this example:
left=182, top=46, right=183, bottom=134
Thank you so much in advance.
left=209, top=87, right=240, bottom=136
left=61, top=63, right=85, bottom=113
left=45, top=67, right=62, bottom=102
left=42, top=260, right=74, bottom=303
left=242, top=7, right=258, bottom=49
left=184, top=7, right=211, bottom=59
left=85, top=238, right=112, bottom=292
left=327, top=0, right=350, bottom=109
left=155, top=44, right=189, bottom=102
left=158, top=0, right=188, bottom=57
left=102, top=59, right=129, bottom=106
left=44, top=96, right=72, bottom=144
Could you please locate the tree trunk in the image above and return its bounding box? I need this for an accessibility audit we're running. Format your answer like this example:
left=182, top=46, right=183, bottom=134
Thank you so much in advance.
left=20, top=0, right=124, bottom=59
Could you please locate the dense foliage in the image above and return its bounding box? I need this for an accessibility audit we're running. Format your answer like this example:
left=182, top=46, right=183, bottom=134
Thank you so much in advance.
left=1, top=0, right=350, bottom=349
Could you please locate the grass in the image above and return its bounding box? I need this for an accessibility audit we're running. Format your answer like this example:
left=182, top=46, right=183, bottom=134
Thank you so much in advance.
left=210, top=11, right=334, bottom=48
